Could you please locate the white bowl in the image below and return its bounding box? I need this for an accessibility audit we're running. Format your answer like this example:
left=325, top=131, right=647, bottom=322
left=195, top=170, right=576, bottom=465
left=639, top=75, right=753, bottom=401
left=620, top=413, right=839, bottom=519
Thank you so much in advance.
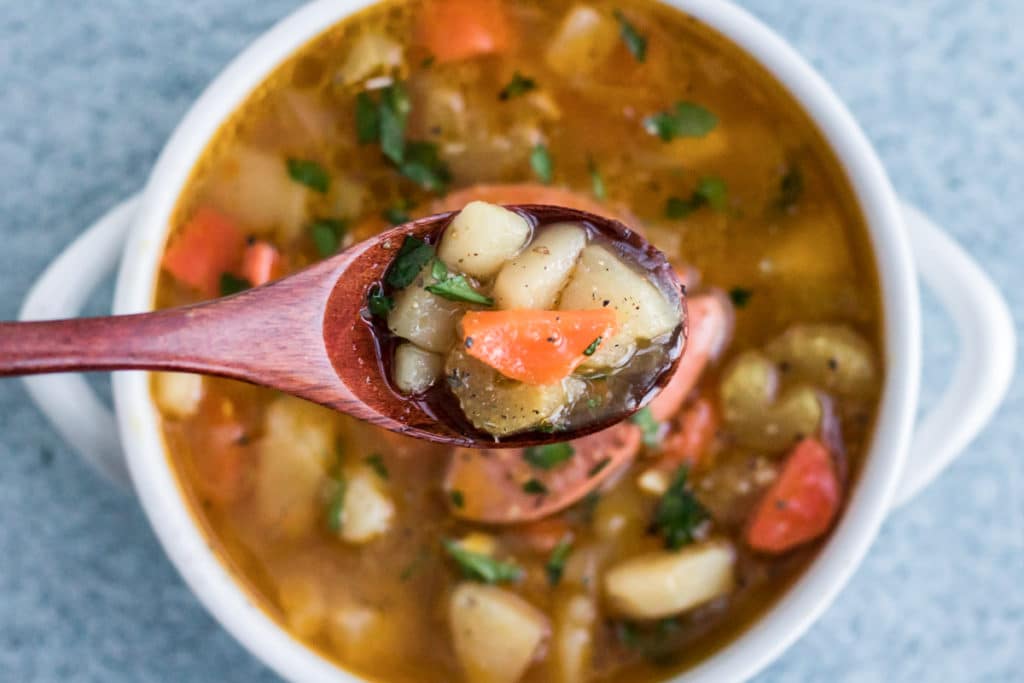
left=18, top=1, right=1016, bottom=681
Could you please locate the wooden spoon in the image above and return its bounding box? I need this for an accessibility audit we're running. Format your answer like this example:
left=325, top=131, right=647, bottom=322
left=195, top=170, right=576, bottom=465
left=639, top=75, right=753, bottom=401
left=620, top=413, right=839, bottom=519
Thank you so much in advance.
left=0, top=205, right=686, bottom=448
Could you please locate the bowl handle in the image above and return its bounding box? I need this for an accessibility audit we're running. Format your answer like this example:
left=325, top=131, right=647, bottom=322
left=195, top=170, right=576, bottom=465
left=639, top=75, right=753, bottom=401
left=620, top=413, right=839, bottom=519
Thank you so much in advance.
left=17, top=195, right=142, bottom=488
left=892, top=202, right=1016, bottom=506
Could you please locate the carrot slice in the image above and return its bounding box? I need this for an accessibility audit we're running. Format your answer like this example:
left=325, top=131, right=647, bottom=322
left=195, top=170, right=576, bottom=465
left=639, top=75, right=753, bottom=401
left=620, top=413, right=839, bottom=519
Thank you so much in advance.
left=162, top=207, right=245, bottom=297
left=241, top=240, right=283, bottom=287
left=191, top=421, right=249, bottom=505
left=419, top=0, right=513, bottom=64
left=461, top=309, right=617, bottom=385
left=746, top=438, right=840, bottom=553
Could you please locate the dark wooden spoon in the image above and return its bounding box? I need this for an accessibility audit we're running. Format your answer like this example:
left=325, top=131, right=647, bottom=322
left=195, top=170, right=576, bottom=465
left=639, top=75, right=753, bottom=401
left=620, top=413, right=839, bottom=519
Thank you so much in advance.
left=0, top=205, right=686, bottom=447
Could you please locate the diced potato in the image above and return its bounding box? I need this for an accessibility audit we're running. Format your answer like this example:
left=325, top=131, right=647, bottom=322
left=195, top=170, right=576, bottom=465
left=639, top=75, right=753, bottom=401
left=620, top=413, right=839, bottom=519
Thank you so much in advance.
left=153, top=372, right=203, bottom=419
left=438, top=201, right=532, bottom=279
left=492, top=223, right=587, bottom=310
left=256, top=397, right=336, bottom=537
left=278, top=575, right=327, bottom=639
left=766, top=207, right=854, bottom=283
left=764, top=324, right=878, bottom=397
left=327, top=602, right=407, bottom=670
left=328, top=175, right=367, bottom=220
left=545, top=5, right=619, bottom=77
left=446, top=349, right=585, bottom=436
left=553, top=594, right=597, bottom=683
left=337, top=32, right=404, bottom=86
left=393, top=343, right=443, bottom=394
left=636, top=468, right=670, bottom=497
left=338, top=464, right=395, bottom=544
left=208, top=145, right=308, bottom=242
left=449, top=583, right=550, bottom=683
left=558, top=245, right=681, bottom=369
left=719, top=350, right=823, bottom=452
left=561, top=544, right=607, bottom=591
left=388, top=264, right=463, bottom=353
left=603, top=540, right=736, bottom=619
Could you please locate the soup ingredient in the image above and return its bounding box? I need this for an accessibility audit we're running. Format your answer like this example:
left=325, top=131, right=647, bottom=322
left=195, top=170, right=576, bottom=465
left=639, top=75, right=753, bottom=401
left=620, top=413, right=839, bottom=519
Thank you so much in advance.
left=545, top=539, right=573, bottom=585
left=499, top=72, right=537, bottom=100
left=603, top=540, right=736, bottom=619
left=449, top=583, right=550, bottom=683
left=336, top=464, right=395, bottom=543
left=764, top=324, right=877, bottom=396
left=419, top=0, right=513, bottom=64
left=437, top=201, right=531, bottom=279
left=492, top=223, right=587, bottom=310
left=337, top=32, right=404, bottom=86
left=612, top=9, right=647, bottom=63
left=553, top=593, right=597, bottom=683
left=241, top=241, right=283, bottom=286
left=746, top=438, right=839, bottom=553
left=286, top=158, right=330, bottom=193
left=393, top=343, right=444, bottom=393
left=426, top=259, right=494, bottom=305
left=444, top=538, right=523, bottom=583
left=644, top=102, right=718, bottom=142
left=388, top=263, right=463, bottom=352
left=665, top=176, right=729, bottom=218
left=652, top=466, right=709, bottom=550
left=209, top=146, right=309, bottom=241
left=161, top=207, right=244, bottom=296
left=461, top=309, right=617, bottom=384
left=153, top=372, right=203, bottom=419
left=525, top=443, right=576, bottom=470
left=327, top=602, right=407, bottom=671
left=531, top=144, right=554, bottom=184
left=545, top=5, right=618, bottom=77
left=219, top=273, right=250, bottom=296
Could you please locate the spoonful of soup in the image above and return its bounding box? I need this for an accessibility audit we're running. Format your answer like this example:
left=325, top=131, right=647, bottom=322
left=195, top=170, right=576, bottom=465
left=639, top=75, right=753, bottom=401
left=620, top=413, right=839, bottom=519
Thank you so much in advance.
left=0, top=201, right=686, bottom=447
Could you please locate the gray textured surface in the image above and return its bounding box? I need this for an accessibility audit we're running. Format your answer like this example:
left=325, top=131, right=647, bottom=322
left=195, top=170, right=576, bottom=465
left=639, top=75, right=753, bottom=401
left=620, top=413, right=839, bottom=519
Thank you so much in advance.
left=0, top=0, right=1021, bottom=681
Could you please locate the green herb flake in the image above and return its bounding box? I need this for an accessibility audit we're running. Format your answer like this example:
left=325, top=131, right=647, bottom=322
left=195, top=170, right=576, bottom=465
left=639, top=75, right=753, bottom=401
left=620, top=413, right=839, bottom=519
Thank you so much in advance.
left=386, top=235, right=435, bottom=289
left=776, top=166, right=804, bottom=210
left=644, top=102, right=717, bottom=141
left=545, top=539, right=572, bottom=586
left=399, top=140, right=451, bottom=193
left=588, top=157, right=606, bottom=201
left=425, top=259, right=494, bottom=306
left=355, top=91, right=380, bottom=144
left=613, top=9, right=648, bottom=63
left=582, top=336, right=602, bottom=356
left=367, top=285, right=394, bottom=317
left=530, top=144, right=554, bottom=185
left=665, top=175, right=728, bottom=219
left=631, top=407, right=662, bottom=448
left=219, top=273, right=250, bottom=297
left=729, top=287, right=753, bottom=308
left=616, top=621, right=640, bottom=649
left=522, top=479, right=548, bottom=495
left=442, top=539, right=522, bottom=584
left=588, top=458, right=611, bottom=478
left=523, top=442, right=575, bottom=470
left=653, top=466, right=709, bottom=550
left=449, top=489, right=465, bottom=509
left=325, top=479, right=347, bottom=532
left=383, top=200, right=412, bottom=226
left=499, top=72, right=537, bottom=100
left=378, top=82, right=411, bottom=164
left=310, top=218, right=346, bottom=257
left=286, top=158, right=330, bottom=193
left=364, top=454, right=388, bottom=480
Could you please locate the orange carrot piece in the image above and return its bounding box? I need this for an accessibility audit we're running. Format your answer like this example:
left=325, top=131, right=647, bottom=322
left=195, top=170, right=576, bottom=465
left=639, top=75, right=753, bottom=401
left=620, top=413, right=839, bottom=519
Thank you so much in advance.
left=192, top=421, right=249, bottom=505
left=162, top=207, right=245, bottom=297
left=241, top=240, right=283, bottom=287
left=661, top=398, right=718, bottom=469
left=746, top=438, right=840, bottom=553
left=461, top=309, right=617, bottom=385
left=419, top=0, right=512, bottom=63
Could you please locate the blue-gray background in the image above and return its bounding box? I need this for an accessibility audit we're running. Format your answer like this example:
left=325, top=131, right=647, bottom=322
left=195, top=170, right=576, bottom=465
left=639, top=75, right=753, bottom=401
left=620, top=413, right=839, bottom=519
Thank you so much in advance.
left=1, top=1, right=1021, bottom=681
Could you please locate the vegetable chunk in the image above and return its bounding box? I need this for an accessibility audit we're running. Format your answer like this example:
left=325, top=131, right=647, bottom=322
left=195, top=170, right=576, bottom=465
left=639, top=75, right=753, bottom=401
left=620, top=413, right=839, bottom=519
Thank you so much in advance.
left=393, top=343, right=443, bottom=393
left=153, top=372, right=203, bottom=419
left=438, top=201, right=531, bottom=279
left=337, top=464, right=395, bottom=544
left=493, top=223, right=588, bottom=310
left=387, top=263, right=463, bottom=352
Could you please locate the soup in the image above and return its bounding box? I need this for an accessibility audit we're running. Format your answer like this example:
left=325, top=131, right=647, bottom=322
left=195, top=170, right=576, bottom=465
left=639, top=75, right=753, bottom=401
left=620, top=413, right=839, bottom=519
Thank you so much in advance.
left=153, top=1, right=883, bottom=681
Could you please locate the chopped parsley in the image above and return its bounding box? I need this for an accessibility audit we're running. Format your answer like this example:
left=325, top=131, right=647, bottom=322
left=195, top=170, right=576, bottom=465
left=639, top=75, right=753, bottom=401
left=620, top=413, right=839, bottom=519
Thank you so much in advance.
left=614, top=9, right=648, bottom=63
left=425, top=259, right=494, bottom=306
left=383, top=199, right=413, bottom=226
left=378, top=82, right=411, bottom=163
left=776, top=166, right=804, bottom=210
left=582, top=336, right=602, bottom=356
left=325, top=479, right=347, bottom=532
left=522, top=478, right=548, bottom=495
left=588, top=157, right=606, bottom=201
left=588, top=458, right=611, bottom=477
left=530, top=144, right=554, bottom=184
left=499, top=72, right=537, bottom=100
left=399, top=140, right=451, bottom=193
left=442, top=539, right=522, bottom=584
left=364, top=454, right=388, bottom=480
left=286, top=158, right=330, bottom=193
left=652, top=466, right=708, bottom=550
left=665, top=176, right=729, bottom=218
left=545, top=539, right=573, bottom=586
left=219, top=273, right=250, bottom=297
left=631, top=407, right=662, bottom=448
left=366, top=284, right=394, bottom=317
left=523, top=442, right=575, bottom=470
left=310, top=218, right=346, bottom=257
left=644, top=102, right=717, bottom=141
left=354, top=91, right=379, bottom=144
left=386, top=235, right=435, bottom=288
left=729, top=287, right=753, bottom=308
left=449, top=489, right=465, bottom=508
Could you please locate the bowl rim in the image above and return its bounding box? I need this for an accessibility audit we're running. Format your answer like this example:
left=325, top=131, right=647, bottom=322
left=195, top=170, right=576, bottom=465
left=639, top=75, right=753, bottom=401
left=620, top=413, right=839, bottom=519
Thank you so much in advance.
left=111, top=1, right=921, bottom=681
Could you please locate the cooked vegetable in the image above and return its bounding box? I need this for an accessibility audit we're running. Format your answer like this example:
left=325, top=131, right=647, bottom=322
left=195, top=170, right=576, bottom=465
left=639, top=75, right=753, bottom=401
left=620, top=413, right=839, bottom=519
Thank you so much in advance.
left=499, top=72, right=537, bottom=100
left=366, top=285, right=394, bottom=317
left=419, top=0, right=513, bottom=64
left=644, top=102, right=718, bottom=141
left=387, top=236, right=435, bottom=288
left=241, top=240, right=283, bottom=286
left=553, top=594, right=597, bottom=683
left=764, top=324, right=878, bottom=396
left=444, top=539, right=523, bottom=583
left=545, top=539, right=573, bottom=585
left=337, top=32, right=404, bottom=86
left=153, top=372, right=203, bottom=419
left=652, top=466, right=709, bottom=550
left=612, top=9, right=647, bottom=62
left=287, top=158, right=330, bottom=193
left=449, top=583, right=549, bottom=683
left=665, top=176, right=729, bottom=218
left=545, top=5, right=619, bottom=77
left=437, top=201, right=531, bottom=279
left=746, top=438, right=839, bottom=553
left=393, top=342, right=443, bottom=393
left=337, top=464, right=396, bottom=543
left=310, top=218, right=346, bottom=257
left=277, top=575, right=327, bottom=639
left=524, top=442, right=575, bottom=470
left=426, top=259, right=494, bottom=305
left=603, top=540, right=736, bottom=619
left=162, top=207, right=245, bottom=296
left=492, top=223, right=587, bottom=310
left=208, top=146, right=309, bottom=241
left=388, top=263, right=463, bottom=352
left=531, top=144, right=554, bottom=184
left=461, top=309, right=617, bottom=385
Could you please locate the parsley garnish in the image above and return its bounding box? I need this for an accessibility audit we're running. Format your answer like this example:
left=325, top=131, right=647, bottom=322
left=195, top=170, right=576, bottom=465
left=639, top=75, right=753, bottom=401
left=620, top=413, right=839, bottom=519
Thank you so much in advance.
left=631, top=407, right=662, bottom=448
left=286, top=158, right=329, bottom=193
left=383, top=199, right=413, bottom=226
left=378, top=83, right=411, bottom=164
left=399, top=140, right=451, bottom=193
left=588, top=157, right=606, bottom=201
left=729, top=287, right=753, bottom=308
left=522, top=478, right=548, bottom=495
left=644, top=102, right=717, bottom=141
left=583, top=336, right=602, bottom=356
left=325, top=479, right=347, bottom=532
left=776, top=166, right=804, bottom=210
left=386, top=236, right=435, bottom=289
left=614, top=10, right=648, bottom=63
left=355, top=91, right=379, bottom=144
left=665, top=176, right=729, bottom=218
left=364, top=454, right=388, bottom=479
left=499, top=72, right=537, bottom=100
left=530, top=144, right=554, bottom=184
left=310, top=218, right=347, bottom=257
left=366, top=284, right=394, bottom=317
left=219, top=273, right=250, bottom=297
left=524, top=442, right=575, bottom=469
left=442, top=539, right=522, bottom=583
left=653, top=466, right=708, bottom=550
left=545, top=539, right=572, bottom=586
left=449, top=489, right=465, bottom=509
left=425, top=259, right=494, bottom=306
